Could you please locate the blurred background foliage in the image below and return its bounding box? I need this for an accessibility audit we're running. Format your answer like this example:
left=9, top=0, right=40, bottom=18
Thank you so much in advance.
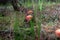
left=0, top=0, right=60, bottom=40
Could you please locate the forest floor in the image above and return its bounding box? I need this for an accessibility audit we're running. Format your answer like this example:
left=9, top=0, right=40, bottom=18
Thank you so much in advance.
left=0, top=3, right=60, bottom=40
left=40, top=4, right=60, bottom=40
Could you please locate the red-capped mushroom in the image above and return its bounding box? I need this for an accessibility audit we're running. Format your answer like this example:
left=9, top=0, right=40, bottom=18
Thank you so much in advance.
left=55, top=29, right=60, bottom=37
left=25, top=15, right=33, bottom=22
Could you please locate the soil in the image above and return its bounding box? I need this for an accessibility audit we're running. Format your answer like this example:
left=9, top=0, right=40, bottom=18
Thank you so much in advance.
left=40, top=4, right=60, bottom=40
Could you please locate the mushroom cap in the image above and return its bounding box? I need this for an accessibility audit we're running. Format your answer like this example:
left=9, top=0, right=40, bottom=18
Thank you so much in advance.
left=55, top=29, right=60, bottom=37
left=27, top=10, right=33, bottom=14
left=25, top=15, right=33, bottom=21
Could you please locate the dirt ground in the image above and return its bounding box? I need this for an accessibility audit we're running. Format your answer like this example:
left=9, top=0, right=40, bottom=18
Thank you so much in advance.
left=40, top=4, right=60, bottom=40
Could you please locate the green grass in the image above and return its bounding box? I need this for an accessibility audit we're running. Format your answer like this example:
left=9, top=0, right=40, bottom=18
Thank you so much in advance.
left=13, top=0, right=43, bottom=40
